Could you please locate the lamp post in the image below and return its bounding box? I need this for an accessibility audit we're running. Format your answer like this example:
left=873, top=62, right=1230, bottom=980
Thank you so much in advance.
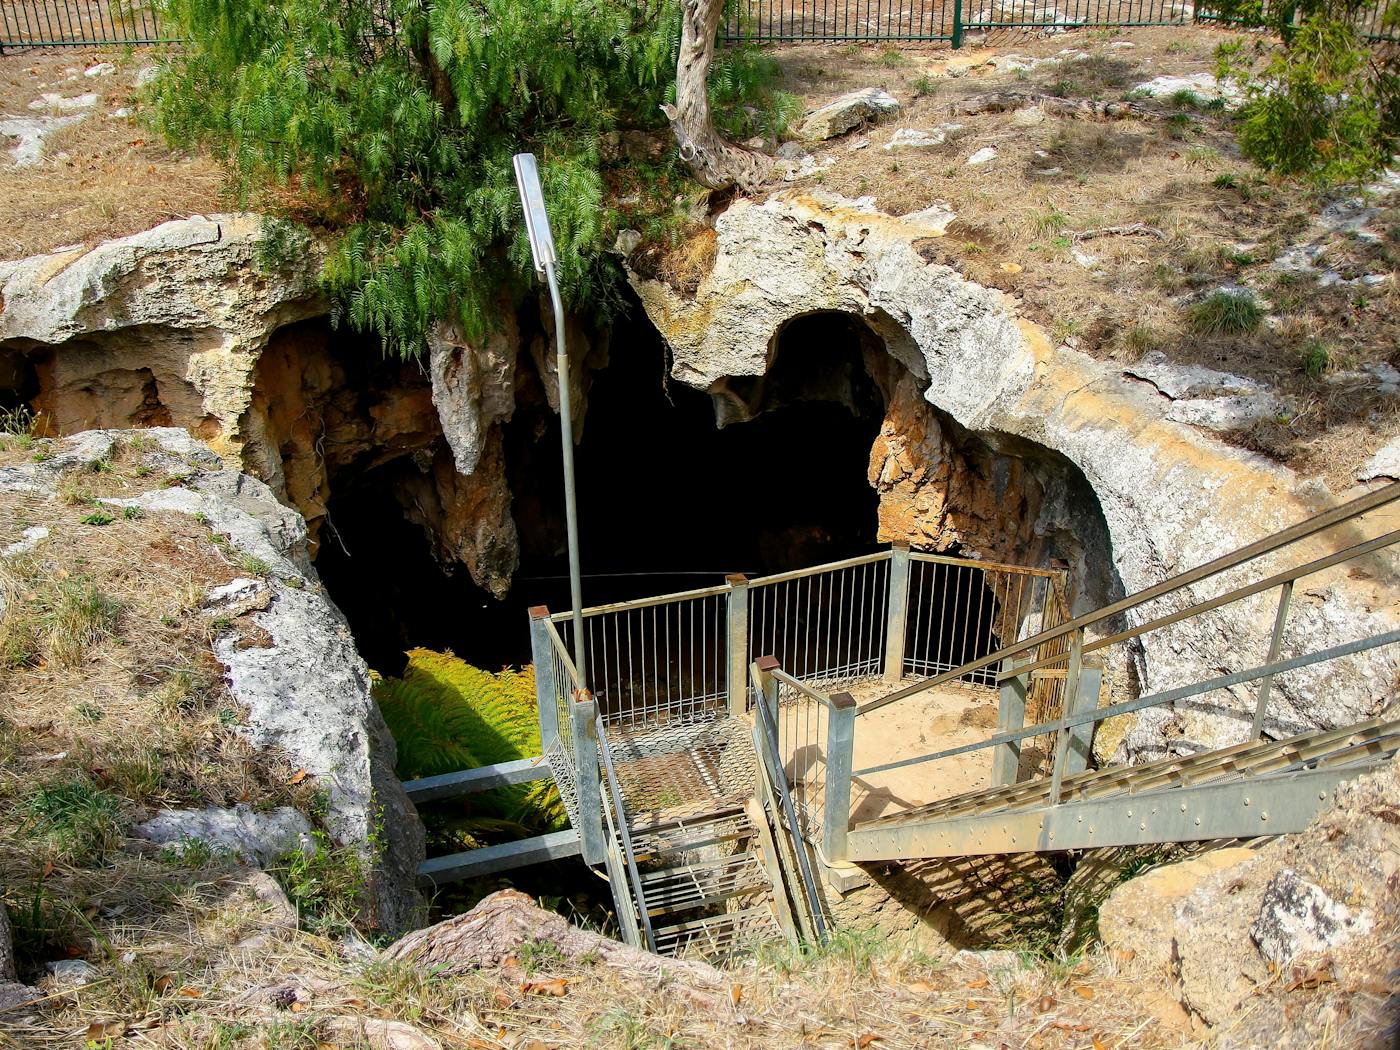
left=512, top=152, right=587, bottom=687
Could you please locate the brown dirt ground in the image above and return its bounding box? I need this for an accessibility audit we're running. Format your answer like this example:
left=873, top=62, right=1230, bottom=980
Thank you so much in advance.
left=0, top=47, right=225, bottom=260
left=695, top=28, right=1399, bottom=489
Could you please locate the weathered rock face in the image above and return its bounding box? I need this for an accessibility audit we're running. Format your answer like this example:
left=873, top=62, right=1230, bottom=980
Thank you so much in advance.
left=0, top=218, right=524, bottom=598
left=1102, top=757, right=1400, bottom=1044
left=0, top=428, right=426, bottom=934
left=631, top=191, right=1400, bottom=759
left=0, top=215, right=324, bottom=460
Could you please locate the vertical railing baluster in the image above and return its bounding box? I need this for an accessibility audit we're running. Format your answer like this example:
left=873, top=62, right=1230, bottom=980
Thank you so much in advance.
left=993, top=656, right=1029, bottom=786
left=1251, top=580, right=1294, bottom=739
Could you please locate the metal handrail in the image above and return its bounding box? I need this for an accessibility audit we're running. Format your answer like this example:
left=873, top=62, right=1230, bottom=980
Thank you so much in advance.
left=594, top=714, right=657, bottom=953
left=548, top=582, right=732, bottom=621
left=750, top=662, right=829, bottom=945
left=854, top=626, right=1400, bottom=780
left=860, top=479, right=1400, bottom=716
left=749, top=551, right=890, bottom=588
left=909, top=551, right=1065, bottom=578
left=770, top=667, right=842, bottom=709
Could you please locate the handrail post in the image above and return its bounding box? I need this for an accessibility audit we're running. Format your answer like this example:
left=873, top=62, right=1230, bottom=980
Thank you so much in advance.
left=756, top=654, right=781, bottom=738
left=570, top=690, right=605, bottom=865
left=882, top=542, right=912, bottom=684
left=1047, top=627, right=1084, bottom=805
left=822, top=691, right=856, bottom=864
left=528, top=606, right=560, bottom=753
left=1251, top=580, right=1294, bottom=740
left=726, top=573, right=751, bottom=718
left=1063, top=660, right=1102, bottom=779
left=993, top=656, right=1029, bottom=786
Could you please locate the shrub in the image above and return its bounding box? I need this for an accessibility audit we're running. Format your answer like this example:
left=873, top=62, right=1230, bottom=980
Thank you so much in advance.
left=1189, top=291, right=1264, bottom=334
left=1216, top=12, right=1399, bottom=185
left=19, top=777, right=126, bottom=865
left=149, top=0, right=785, bottom=357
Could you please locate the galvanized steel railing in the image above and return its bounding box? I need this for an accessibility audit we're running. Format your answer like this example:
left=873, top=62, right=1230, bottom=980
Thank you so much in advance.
left=551, top=585, right=730, bottom=731
left=848, top=481, right=1400, bottom=828
left=747, top=553, right=892, bottom=691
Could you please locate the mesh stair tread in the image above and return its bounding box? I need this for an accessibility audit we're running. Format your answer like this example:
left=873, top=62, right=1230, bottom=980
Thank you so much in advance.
left=640, top=851, right=772, bottom=916
left=652, top=905, right=784, bottom=959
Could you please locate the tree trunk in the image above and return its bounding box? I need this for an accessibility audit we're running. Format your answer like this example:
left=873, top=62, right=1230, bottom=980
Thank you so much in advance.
left=661, top=0, right=770, bottom=191
left=384, top=889, right=729, bottom=1007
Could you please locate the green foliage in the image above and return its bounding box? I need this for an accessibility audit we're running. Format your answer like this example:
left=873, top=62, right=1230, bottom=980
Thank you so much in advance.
left=19, top=776, right=126, bottom=865
left=148, top=0, right=780, bottom=357
left=374, top=650, right=566, bottom=834
left=1189, top=290, right=1264, bottom=334
left=1216, top=10, right=1399, bottom=184
left=1300, top=337, right=1333, bottom=376
left=274, top=828, right=367, bottom=935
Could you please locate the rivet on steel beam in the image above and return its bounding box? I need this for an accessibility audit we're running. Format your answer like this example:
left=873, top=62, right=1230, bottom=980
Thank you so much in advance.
left=1194, top=817, right=1201, bottom=825
left=1139, top=822, right=1146, bottom=831
left=1126, top=808, right=1133, bottom=817
left=1180, top=803, right=1187, bottom=812
left=1261, top=812, right=1269, bottom=821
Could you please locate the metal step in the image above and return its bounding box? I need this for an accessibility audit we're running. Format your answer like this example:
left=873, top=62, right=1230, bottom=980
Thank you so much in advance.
left=628, top=806, right=754, bottom=860
left=652, top=904, right=784, bottom=961
left=639, top=850, right=772, bottom=917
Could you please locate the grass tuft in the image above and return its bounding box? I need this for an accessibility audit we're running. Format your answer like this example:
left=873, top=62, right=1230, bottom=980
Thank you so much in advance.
left=1189, top=291, right=1263, bottom=335
left=19, top=776, right=126, bottom=865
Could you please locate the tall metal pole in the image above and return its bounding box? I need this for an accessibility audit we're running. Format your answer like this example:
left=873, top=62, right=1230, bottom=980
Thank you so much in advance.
left=513, top=153, right=587, bottom=686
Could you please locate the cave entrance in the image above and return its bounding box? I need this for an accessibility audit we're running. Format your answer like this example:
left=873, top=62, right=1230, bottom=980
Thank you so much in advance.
left=314, top=303, right=893, bottom=676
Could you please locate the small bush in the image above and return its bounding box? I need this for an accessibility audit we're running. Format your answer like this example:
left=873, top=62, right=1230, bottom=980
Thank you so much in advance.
left=79, top=511, right=115, bottom=527
left=1300, top=338, right=1332, bottom=377
left=20, top=777, right=126, bottom=865
left=239, top=554, right=271, bottom=576
left=1189, top=291, right=1263, bottom=335
left=274, top=829, right=366, bottom=935
left=46, top=579, right=123, bottom=667
left=1217, top=20, right=1399, bottom=185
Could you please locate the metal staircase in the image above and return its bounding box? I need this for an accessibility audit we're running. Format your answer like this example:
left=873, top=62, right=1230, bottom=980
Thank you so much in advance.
left=410, top=480, right=1400, bottom=965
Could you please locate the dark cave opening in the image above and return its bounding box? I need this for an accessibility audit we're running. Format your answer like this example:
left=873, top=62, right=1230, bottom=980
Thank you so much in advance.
left=315, top=303, right=891, bottom=676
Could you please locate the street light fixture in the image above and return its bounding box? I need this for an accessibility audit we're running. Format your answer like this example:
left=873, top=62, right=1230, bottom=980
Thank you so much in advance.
left=513, top=152, right=587, bottom=686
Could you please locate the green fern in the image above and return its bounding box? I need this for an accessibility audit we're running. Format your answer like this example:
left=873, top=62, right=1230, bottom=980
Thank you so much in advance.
left=374, top=650, right=565, bottom=833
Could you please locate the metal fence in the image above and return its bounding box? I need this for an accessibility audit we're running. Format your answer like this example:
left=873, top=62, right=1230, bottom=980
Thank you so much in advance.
left=724, top=0, right=1398, bottom=43
left=1, top=1, right=169, bottom=50
left=4, top=0, right=1392, bottom=51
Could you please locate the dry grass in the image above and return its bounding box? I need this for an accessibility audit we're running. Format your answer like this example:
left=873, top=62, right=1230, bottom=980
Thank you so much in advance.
left=0, top=877, right=1203, bottom=1049
left=762, top=27, right=1400, bottom=488
left=0, top=433, right=317, bottom=958
left=0, top=48, right=226, bottom=260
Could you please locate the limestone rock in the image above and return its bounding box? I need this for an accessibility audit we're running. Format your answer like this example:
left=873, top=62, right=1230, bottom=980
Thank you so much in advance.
left=0, top=215, right=325, bottom=462
left=1106, top=756, right=1400, bottom=1036
left=629, top=191, right=1400, bottom=760
left=798, top=88, right=901, bottom=142
left=3, top=428, right=425, bottom=934
left=45, top=959, right=100, bottom=989
left=1358, top=436, right=1400, bottom=482
left=883, top=125, right=962, bottom=150
left=966, top=146, right=998, bottom=166
left=428, top=316, right=518, bottom=477
left=0, top=114, right=85, bottom=167
left=1132, top=73, right=1241, bottom=106
left=1250, top=868, right=1373, bottom=965
left=1098, top=847, right=1257, bottom=977
left=135, top=805, right=315, bottom=866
